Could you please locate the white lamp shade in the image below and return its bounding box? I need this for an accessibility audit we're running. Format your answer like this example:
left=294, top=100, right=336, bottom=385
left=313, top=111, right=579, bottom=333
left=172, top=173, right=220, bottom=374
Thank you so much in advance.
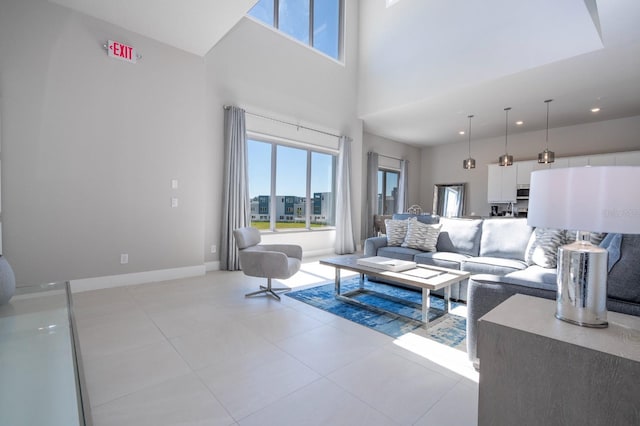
left=528, top=166, right=640, bottom=234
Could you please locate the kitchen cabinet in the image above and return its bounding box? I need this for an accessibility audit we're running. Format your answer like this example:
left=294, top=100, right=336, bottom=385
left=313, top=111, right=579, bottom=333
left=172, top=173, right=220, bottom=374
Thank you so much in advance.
left=517, top=160, right=549, bottom=185
left=487, top=164, right=516, bottom=203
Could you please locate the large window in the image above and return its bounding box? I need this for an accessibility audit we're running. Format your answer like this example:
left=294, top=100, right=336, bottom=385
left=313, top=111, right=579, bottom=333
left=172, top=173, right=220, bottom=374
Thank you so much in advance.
left=248, top=0, right=342, bottom=60
left=248, top=138, right=336, bottom=231
left=378, top=169, right=399, bottom=215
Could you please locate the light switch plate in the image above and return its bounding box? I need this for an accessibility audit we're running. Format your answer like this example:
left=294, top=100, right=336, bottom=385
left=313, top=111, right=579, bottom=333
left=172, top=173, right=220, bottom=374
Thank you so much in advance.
left=171, top=179, right=178, bottom=189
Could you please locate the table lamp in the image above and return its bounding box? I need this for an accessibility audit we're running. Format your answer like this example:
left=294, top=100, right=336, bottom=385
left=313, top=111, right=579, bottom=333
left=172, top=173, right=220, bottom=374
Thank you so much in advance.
left=528, top=166, right=640, bottom=328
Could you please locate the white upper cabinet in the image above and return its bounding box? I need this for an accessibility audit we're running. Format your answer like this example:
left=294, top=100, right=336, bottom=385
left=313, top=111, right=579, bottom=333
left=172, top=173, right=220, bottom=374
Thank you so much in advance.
left=488, top=164, right=517, bottom=203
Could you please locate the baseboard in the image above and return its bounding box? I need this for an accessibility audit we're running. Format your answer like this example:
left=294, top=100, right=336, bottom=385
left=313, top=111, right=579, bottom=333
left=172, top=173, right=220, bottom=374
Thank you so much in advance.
left=70, top=264, right=206, bottom=293
left=205, top=261, right=220, bottom=272
left=303, top=248, right=340, bottom=258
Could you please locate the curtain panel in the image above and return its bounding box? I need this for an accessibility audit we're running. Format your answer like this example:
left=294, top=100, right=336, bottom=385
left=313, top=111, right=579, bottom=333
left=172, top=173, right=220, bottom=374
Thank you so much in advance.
left=397, top=159, right=409, bottom=214
left=366, top=152, right=379, bottom=238
left=335, top=136, right=356, bottom=254
left=220, top=106, right=251, bottom=270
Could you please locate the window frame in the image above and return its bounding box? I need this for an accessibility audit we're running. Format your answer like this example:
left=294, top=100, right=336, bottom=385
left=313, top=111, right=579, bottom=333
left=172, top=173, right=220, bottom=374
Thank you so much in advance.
left=247, top=132, right=338, bottom=233
left=378, top=168, right=400, bottom=215
left=247, top=0, right=344, bottom=62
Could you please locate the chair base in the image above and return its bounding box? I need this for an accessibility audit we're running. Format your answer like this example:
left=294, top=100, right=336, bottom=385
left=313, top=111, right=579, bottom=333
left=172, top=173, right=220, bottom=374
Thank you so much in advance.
left=245, top=278, right=291, bottom=301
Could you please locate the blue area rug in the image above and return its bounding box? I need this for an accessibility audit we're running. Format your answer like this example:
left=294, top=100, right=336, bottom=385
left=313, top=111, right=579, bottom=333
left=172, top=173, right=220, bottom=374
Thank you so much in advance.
left=286, top=277, right=467, bottom=350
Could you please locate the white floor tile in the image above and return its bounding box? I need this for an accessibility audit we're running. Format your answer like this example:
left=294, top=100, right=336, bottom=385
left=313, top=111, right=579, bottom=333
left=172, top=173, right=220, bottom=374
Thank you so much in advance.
left=91, top=374, right=235, bottom=426
left=74, top=267, right=477, bottom=426
left=328, top=348, right=458, bottom=425
left=169, top=321, right=280, bottom=371
left=238, top=378, right=396, bottom=426
left=83, top=341, right=191, bottom=406
left=239, top=306, right=325, bottom=343
left=197, top=352, right=320, bottom=420
left=414, top=379, right=478, bottom=426
left=275, top=324, right=380, bottom=375
left=76, top=309, right=166, bottom=359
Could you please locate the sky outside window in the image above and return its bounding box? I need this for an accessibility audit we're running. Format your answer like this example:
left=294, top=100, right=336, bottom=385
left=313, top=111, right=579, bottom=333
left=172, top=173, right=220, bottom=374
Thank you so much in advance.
left=279, top=0, right=310, bottom=44
left=313, top=0, right=340, bottom=58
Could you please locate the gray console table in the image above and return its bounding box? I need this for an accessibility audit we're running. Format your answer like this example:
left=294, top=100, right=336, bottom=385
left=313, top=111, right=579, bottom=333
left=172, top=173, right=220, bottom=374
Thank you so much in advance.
left=477, top=294, right=640, bottom=426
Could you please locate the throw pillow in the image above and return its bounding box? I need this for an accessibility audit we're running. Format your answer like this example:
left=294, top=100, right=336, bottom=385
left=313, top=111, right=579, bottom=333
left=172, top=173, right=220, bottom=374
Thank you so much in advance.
left=525, top=228, right=567, bottom=268
left=600, top=233, right=622, bottom=272
left=402, top=221, right=442, bottom=252
left=385, top=218, right=410, bottom=246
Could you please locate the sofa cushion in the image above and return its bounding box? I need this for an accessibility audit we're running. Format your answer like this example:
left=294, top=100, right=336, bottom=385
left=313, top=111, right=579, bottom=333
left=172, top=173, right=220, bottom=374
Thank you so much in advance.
left=392, top=213, right=440, bottom=224
left=414, top=251, right=470, bottom=270
left=377, top=246, right=422, bottom=261
left=385, top=218, right=409, bottom=246
left=463, top=256, right=528, bottom=275
left=504, top=265, right=558, bottom=286
left=607, top=234, right=640, bottom=304
left=436, top=218, right=483, bottom=256
left=401, top=221, right=442, bottom=251
left=525, top=228, right=567, bottom=268
left=600, top=233, right=622, bottom=272
left=480, top=218, right=533, bottom=261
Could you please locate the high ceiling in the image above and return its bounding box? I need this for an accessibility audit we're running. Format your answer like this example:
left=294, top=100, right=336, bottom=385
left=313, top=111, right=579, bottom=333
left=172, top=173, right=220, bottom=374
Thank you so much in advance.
left=48, top=0, right=640, bottom=147
left=358, top=0, right=640, bottom=146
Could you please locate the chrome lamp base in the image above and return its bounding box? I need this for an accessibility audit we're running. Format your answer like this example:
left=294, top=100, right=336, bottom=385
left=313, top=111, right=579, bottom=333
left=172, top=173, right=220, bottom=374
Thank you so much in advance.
left=556, top=232, right=608, bottom=328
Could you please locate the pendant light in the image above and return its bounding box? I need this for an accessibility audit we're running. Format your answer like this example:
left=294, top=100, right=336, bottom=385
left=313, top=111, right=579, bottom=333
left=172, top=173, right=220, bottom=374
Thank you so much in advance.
left=498, top=107, right=514, bottom=166
left=538, top=99, right=556, bottom=164
left=462, top=114, right=476, bottom=169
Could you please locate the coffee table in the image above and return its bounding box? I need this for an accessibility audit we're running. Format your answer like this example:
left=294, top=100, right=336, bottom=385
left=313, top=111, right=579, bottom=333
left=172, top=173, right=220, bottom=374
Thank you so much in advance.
left=320, top=255, right=470, bottom=327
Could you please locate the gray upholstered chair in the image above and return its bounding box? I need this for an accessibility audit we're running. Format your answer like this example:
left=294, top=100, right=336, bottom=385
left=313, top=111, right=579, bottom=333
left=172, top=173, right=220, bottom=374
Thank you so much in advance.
left=233, top=227, right=303, bottom=301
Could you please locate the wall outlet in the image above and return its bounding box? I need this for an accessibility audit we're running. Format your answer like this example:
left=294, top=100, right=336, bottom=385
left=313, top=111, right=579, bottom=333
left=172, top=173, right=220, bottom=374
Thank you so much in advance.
left=171, top=197, right=179, bottom=208
left=210, top=245, right=217, bottom=254
left=120, top=253, right=129, bottom=264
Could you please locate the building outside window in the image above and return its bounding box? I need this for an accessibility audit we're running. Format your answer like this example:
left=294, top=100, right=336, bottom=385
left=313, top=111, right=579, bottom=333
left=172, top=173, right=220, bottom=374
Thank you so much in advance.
left=247, top=138, right=336, bottom=231
left=378, top=169, right=399, bottom=215
left=248, top=0, right=342, bottom=60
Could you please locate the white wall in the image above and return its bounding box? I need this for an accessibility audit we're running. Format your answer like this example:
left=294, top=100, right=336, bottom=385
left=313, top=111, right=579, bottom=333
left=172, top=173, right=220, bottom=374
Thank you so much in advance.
left=420, top=115, right=640, bottom=217
left=0, top=0, right=206, bottom=285
left=203, top=7, right=362, bottom=261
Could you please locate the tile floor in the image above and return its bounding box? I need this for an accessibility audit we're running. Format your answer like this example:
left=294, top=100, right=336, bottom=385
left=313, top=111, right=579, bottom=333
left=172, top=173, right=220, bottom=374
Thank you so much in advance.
left=73, top=259, right=479, bottom=426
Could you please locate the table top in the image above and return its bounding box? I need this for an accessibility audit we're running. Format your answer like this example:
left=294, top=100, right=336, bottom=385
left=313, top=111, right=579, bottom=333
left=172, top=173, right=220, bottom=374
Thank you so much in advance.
left=320, top=255, right=470, bottom=291
left=481, top=294, right=640, bottom=362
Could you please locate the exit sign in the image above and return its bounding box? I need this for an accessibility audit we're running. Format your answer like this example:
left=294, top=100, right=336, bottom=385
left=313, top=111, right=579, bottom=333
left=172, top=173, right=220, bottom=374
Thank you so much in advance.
left=107, top=40, right=138, bottom=64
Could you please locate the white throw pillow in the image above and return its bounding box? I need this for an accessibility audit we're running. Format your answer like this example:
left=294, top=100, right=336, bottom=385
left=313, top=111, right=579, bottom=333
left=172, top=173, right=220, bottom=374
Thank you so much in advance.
left=402, top=220, right=442, bottom=252
left=525, top=228, right=567, bottom=268
left=385, top=218, right=410, bottom=247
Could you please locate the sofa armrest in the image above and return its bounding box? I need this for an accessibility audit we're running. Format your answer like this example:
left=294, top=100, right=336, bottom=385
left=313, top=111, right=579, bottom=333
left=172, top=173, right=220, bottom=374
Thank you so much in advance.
left=364, top=236, right=388, bottom=257
left=466, top=274, right=556, bottom=364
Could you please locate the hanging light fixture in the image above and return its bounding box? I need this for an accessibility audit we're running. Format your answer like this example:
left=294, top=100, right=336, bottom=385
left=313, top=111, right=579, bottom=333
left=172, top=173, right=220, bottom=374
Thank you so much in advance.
left=462, top=114, right=476, bottom=169
left=538, top=99, right=556, bottom=164
left=498, top=107, right=514, bottom=166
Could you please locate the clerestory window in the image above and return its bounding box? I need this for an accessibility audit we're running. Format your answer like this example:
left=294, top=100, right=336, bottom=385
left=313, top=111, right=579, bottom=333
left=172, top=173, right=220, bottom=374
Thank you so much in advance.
left=248, top=0, right=343, bottom=60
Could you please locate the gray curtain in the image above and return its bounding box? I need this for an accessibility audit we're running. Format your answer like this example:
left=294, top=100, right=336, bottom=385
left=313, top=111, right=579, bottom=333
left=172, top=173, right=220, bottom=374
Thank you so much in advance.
left=366, top=152, right=379, bottom=237
left=396, top=159, right=409, bottom=214
left=335, top=136, right=356, bottom=254
left=221, top=106, right=250, bottom=270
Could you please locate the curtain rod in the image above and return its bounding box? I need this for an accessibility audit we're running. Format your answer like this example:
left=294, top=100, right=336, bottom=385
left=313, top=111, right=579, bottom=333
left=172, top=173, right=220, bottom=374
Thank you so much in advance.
left=370, top=152, right=403, bottom=162
left=223, top=105, right=341, bottom=139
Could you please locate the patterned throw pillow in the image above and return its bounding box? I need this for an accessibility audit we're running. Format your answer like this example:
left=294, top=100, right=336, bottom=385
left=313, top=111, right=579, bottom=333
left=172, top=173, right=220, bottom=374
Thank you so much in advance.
left=525, top=228, right=567, bottom=268
left=385, top=218, right=409, bottom=246
left=402, top=220, right=442, bottom=252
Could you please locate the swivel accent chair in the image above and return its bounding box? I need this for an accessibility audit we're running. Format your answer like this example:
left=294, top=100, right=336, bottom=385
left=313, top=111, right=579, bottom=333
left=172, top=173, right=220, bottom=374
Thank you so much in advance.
left=233, top=227, right=303, bottom=301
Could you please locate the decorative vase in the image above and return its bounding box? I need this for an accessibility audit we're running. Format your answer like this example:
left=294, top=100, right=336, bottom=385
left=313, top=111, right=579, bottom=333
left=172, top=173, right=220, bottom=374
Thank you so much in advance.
left=0, top=255, right=16, bottom=305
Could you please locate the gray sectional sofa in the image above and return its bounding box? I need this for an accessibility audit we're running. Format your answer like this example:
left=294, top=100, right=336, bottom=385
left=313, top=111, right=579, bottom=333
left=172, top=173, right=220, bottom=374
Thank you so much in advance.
left=364, top=216, right=535, bottom=301
left=363, top=214, right=640, bottom=364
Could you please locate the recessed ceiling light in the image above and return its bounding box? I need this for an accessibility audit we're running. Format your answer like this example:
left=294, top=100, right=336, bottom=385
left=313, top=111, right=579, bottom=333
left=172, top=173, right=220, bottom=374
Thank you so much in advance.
left=591, top=107, right=601, bottom=113
left=515, top=121, right=524, bottom=126
left=459, top=131, right=465, bottom=135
